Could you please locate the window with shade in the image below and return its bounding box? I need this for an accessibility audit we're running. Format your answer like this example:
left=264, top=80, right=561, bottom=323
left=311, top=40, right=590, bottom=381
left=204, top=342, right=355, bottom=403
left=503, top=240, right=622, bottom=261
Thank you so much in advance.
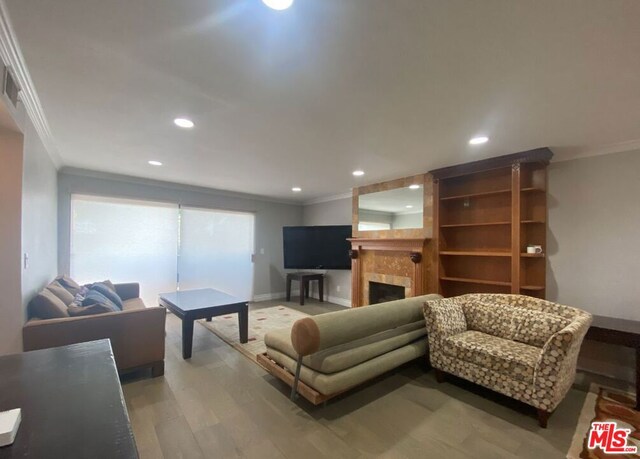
left=70, top=195, right=255, bottom=306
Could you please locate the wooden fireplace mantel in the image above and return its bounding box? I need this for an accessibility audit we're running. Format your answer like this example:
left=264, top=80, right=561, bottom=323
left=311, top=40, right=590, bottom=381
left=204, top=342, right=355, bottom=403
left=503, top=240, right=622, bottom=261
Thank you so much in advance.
left=348, top=237, right=432, bottom=307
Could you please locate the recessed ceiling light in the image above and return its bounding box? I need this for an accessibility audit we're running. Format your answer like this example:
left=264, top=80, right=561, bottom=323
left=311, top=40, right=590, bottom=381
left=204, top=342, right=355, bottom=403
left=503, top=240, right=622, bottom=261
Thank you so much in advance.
left=409, top=184, right=421, bottom=190
left=291, top=187, right=302, bottom=192
left=262, top=0, right=294, bottom=10
left=174, top=118, right=194, bottom=129
left=352, top=170, right=365, bottom=177
left=469, top=136, right=489, bottom=145
left=148, top=160, right=163, bottom=166
left=406, top=205, right=414, bottom=209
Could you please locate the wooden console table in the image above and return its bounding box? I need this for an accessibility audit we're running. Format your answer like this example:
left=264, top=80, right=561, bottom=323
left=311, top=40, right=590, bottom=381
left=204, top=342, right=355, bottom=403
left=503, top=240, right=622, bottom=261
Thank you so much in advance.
left=286, top=272, right=324, bottom=305
left=0, top=340, right=138, bottom=458
left=585, top=315, right=640, bottom=410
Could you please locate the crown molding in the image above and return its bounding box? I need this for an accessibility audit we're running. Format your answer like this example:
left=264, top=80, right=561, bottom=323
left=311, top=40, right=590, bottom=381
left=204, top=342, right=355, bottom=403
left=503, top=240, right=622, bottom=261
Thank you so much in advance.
left=304, top=191, right=352, bottom=206
left=59, top=167, right=304, bottom=207
left=552, top=139, right=640, bottom=163
left=0, top=1, right=61, bottom=168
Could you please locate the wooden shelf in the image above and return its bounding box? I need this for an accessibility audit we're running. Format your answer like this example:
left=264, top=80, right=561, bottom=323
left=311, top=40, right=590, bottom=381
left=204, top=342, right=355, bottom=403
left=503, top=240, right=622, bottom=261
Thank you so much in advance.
left=440, top=251, right=511, bottom=257
left=440, top=277, right=511, bottom=287
left=440, top=189, right=511, bottom=201
left=433, top=151, right=550, bottom=298
left=440, top=221, right=511, bottom=228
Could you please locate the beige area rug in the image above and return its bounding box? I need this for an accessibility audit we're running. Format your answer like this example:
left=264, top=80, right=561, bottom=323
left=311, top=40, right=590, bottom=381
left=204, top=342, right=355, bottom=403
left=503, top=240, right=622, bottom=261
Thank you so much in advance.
left=198, top=305, right=309, bottom=362
left=567, top=383, right=639, bottom=459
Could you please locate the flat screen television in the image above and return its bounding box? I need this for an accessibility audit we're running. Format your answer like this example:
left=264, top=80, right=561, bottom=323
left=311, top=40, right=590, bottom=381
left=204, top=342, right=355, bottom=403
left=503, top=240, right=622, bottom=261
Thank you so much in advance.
left=283, top=225, right=352, bottom=270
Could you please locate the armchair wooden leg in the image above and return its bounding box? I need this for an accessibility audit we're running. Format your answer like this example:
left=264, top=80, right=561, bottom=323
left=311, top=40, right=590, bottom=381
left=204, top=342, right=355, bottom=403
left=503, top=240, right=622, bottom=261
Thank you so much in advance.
left=434, top=368, right=446, bottom=383
left=537, top=409, right=551, bottom=428
left=151, top=360, right=165, bottom=378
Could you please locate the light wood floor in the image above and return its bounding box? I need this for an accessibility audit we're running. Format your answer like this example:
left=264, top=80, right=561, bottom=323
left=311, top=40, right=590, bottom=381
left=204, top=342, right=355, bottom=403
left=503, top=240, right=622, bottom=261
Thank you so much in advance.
left=122, top=298, right=597, bottom=459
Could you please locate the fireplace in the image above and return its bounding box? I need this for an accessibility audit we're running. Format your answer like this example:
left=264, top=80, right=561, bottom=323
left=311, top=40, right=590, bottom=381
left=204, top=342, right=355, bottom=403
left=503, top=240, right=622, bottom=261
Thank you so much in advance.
left=349, top=238, right=432, bottom=307
left=369, top=281, right=406, bottom=305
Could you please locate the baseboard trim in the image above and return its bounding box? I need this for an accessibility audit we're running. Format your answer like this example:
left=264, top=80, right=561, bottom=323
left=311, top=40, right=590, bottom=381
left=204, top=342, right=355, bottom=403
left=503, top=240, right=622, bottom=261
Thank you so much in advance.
left=252, top=291, right=351, bottom=307
left=326, top=295, right=351, bottom=307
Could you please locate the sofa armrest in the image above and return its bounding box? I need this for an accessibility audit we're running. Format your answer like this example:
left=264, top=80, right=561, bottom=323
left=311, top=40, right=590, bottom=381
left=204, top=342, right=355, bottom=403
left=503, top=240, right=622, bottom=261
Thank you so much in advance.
left=114, top=283, right=140, bottom=302
left=23, top=306, right=166, bottom=372
left=533, top=311, right=592, bottom=410
left=422, top=297, right=468, bottom=345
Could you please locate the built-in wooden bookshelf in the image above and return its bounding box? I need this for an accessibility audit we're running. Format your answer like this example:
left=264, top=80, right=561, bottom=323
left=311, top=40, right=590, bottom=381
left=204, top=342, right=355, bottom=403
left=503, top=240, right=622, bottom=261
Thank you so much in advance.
left=431, top=148, right=552, bottom=298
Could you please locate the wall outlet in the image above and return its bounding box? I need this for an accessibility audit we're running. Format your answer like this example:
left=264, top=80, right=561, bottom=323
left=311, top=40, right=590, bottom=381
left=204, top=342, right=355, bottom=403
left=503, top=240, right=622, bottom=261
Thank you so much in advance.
left=260, top=248, right=265, bottom=255
left=336, top=285, right=341, bottom=292
left=23, top=253, right=29, bottom=270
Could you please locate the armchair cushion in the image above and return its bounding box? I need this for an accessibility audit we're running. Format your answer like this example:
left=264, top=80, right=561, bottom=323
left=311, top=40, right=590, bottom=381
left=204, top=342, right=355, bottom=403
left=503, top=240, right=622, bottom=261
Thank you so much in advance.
left=513, top=310, right=570, bottom=347
left=463, top=302, right=518, bottom=340
left=443, top=331, right=540, bottom=382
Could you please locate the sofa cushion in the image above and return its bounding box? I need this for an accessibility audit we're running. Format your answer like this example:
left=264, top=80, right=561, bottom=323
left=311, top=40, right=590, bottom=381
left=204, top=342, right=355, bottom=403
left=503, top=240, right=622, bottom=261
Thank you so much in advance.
left=29, top=289, right=70, bottom=319
left=46, top=281, right=75, bottom=305
left=462, top=301, right=519, bottom=340
left=82, top=290, right=120, bottom=311
left=67, top=303, right=119, bottom=317
left=90, top=283, right=124, bottom=310
left=122, top=298, right=146, bottom=311
left=443, top=331, right=541, bottom=382
left=266, top=320, right=427, bottom=374
left=512, top=309, right=570, bottom=347
left=268, top=340, right=427, bottom=396
left=54, top=275, right=83, bottom=295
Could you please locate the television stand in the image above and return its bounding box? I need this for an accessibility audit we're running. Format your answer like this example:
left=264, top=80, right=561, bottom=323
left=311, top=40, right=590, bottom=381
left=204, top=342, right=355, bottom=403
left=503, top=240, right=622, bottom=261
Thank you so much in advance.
left=286, top=272, right=324, bottom=306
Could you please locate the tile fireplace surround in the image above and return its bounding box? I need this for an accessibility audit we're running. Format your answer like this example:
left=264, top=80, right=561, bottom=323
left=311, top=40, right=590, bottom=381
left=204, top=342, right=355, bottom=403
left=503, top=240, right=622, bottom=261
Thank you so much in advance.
left=348, top=238, right=433, bottom=307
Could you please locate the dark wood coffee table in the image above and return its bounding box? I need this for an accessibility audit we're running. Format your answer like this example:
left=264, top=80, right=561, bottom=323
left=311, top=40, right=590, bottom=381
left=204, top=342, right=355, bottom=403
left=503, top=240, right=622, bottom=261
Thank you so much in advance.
left=159, top=288, right=249, bottom=359
left=0, top=340, right=138, bottom=459
left=585, top=314, right=640, bottom=410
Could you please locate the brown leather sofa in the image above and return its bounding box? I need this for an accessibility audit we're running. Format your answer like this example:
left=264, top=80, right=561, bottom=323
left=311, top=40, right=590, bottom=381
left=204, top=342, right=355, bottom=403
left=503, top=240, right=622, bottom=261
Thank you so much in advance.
left=23, top=282, right=166, bottom=376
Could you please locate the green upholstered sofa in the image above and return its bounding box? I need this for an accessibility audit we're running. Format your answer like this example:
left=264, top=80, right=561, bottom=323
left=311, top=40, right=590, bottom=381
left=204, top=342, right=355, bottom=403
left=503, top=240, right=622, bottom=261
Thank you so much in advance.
left=260, top=294, right=442, bottom=404
left=423, top=294, right=592, bottom=427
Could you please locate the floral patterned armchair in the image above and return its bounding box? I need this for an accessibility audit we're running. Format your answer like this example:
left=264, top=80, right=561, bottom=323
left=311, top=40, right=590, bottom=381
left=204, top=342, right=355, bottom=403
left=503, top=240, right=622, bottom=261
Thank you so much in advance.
left=423, top=294, right=592, bottom=427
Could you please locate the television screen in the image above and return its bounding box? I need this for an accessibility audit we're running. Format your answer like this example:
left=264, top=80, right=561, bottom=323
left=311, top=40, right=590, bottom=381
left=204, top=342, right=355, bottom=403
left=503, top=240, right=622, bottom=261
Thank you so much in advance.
left=283, top=225, right=352, bottom=270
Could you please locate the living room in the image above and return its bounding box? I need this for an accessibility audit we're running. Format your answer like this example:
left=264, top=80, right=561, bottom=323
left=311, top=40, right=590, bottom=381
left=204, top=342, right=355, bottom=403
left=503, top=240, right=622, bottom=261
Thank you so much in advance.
left=0, top=1, right=639, bottom=458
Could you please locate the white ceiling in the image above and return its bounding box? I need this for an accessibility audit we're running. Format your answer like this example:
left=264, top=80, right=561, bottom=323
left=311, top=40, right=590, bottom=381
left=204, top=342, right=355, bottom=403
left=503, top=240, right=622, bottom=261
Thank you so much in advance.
left=6, top=0, right=640, bottom=202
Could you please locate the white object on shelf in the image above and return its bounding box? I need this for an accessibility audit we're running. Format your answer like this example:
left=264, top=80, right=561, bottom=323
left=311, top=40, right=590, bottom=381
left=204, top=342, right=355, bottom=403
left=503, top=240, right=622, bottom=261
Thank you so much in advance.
left=0, top=408, right=21, bottom=447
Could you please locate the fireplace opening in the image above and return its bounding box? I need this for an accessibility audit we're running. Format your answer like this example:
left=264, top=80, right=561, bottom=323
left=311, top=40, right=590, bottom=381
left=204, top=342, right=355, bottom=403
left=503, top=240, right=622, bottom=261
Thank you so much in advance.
left=369, top=281, right=405, bottom=305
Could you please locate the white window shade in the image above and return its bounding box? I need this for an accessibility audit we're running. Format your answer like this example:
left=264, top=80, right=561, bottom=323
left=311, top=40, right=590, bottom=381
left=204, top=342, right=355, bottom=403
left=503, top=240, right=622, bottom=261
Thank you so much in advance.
left=178, top=207, right=255, bottom=300
left=70, top=195, right=179, bottom=307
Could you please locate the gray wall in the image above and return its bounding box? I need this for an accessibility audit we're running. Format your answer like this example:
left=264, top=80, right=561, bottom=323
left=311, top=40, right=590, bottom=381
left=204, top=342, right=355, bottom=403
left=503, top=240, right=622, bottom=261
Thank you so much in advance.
left=547, top=150, right=640, bottom=320
left=547, top=150, right=640, bottom=383
left=58, top=169, right=303, bottom=299
left=21, top=118, right=58, bottom=308
left=302, top=197, right=352, bottom=306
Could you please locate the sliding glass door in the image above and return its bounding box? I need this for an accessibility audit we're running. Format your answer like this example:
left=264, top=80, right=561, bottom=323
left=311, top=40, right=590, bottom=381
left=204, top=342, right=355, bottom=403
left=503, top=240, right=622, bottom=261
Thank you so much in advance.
left=178, top=207, right=255, bottom=300
left=71, top=195, right=179, bottom=307
left=70, top=195, right=255, bottom=306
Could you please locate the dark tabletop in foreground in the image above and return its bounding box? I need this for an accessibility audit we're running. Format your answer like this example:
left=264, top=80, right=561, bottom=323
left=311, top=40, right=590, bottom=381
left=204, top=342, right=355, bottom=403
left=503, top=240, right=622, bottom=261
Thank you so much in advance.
left=0, top=339, right=138, bottom=459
